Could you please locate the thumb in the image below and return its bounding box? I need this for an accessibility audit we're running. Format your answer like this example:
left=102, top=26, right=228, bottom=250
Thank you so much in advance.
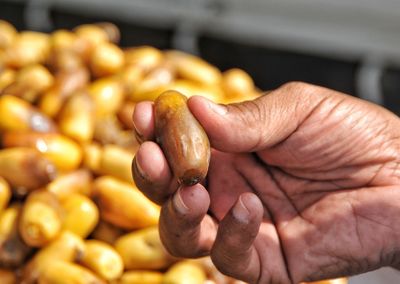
left=188, top=82, right=328, bottom=152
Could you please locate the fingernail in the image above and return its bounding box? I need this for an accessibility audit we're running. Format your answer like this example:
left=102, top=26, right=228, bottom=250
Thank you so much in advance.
left=133, top=125, right=144, bottom=144
left=208, top=100, right=227, bottom=116
left=134, top=157, right=146, bottom=179
left=232, top=195, right=250, bottom=223
left=173, top=187, right=189, bottom=214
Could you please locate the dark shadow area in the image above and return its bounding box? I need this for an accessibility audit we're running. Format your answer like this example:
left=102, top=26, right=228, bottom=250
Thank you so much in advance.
left=50, top=10, right=174, bottom=49
left=199, top=36, right=358, bottom=96
left=382, top=67, right=400, bottom=115
left=0, top=2, right=26, bottom=30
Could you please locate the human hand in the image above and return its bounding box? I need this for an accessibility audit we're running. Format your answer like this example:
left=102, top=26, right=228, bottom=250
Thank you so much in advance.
left=132, top=82, right=400, bottom=283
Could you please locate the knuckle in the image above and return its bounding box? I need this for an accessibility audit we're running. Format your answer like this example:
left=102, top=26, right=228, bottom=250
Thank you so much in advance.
left=159, top=228, right=183, bottom=257
left=277, top=81, right=324, bottom=112
left=231, top=99, right=263, bottom=120
left=159, top=218, right=193, bottom=258
left=164, top=240, right=200, bottom=258
left=211, top=252, right=235, bottom=278
left=280, top=81, right=312, bottom=91
left=164, top=243, right=185, bottom=258
left=228, top=99, right=267, bottom=151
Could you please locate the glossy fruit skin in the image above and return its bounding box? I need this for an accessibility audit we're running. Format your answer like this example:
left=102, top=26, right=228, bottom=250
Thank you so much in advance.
left=21, top=231, right=85, bottom=283
left=114, top=226, right=173, bottom=270
left=80, top=240, right=123, bottom=280
left=163, top=261, right=206, bottom=284
left=19, top=190, right=62, bottom=247
left=154, top=90, right=210, bottom=186
left=92, top=176, right=160, bottom=230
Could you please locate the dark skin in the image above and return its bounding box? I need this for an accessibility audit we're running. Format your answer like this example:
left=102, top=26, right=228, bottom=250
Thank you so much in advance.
left=132, top=82, right=400, bottom=284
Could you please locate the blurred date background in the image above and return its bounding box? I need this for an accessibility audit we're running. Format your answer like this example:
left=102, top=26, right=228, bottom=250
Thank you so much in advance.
left=0, top=0, right=400, bottom=283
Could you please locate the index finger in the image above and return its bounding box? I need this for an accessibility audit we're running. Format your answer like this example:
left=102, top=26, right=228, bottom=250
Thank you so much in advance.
left=132, top=101, right=155, bottom=143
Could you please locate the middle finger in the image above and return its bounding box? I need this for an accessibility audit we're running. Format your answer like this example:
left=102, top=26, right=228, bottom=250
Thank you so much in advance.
left=132, top=141, right=178, bottom=204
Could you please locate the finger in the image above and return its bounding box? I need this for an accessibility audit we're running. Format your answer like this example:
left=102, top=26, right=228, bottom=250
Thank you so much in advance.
left=132, top=101, right=155, bottom=143
left=159, top=184, right=217, bottom=258
left=188, top=82, right=328, bottom=152
left=211, top=192, right=263, bottom=283
left=132, top=141, right=178, bottom=204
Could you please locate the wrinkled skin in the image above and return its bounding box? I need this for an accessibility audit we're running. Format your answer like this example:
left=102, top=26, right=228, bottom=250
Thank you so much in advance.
left=132, top=82, right=400, bottom=284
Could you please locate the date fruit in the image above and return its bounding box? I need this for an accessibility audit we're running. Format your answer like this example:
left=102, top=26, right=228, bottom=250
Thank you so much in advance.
left=154, top=90, right=210, bottom=186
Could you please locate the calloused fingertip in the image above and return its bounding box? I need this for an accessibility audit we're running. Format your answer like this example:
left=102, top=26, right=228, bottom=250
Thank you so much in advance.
left=172, top=187, right=189, bottom=214
left=232, top=195, right=251, bottom=223
left=132, top=149, right=174, bottom=205
left=132, top=101, right=155, bottom=142
left=172, top=184, right=210, bottom=217
left=188, top=95, right=228, bottom=117
left=187, top=95, right=205, bottom=106
left=132, top=155, right=144, bottom=183
left=135, top=141, right=171, bottom=184
left=234, top=192, right=264, bottom=224
left=216, top=192, right=263, bottom=249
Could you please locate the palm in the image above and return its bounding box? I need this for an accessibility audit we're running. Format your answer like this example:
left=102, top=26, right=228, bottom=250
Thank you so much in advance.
left=206, top=97, right=400, bottom=281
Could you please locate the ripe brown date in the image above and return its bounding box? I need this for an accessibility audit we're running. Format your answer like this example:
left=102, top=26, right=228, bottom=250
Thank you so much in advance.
left=154, top=91, right=210, bottom=186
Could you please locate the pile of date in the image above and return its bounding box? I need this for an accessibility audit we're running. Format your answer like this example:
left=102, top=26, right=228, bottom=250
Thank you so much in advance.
left=0, top=20, right=347, bottom=284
